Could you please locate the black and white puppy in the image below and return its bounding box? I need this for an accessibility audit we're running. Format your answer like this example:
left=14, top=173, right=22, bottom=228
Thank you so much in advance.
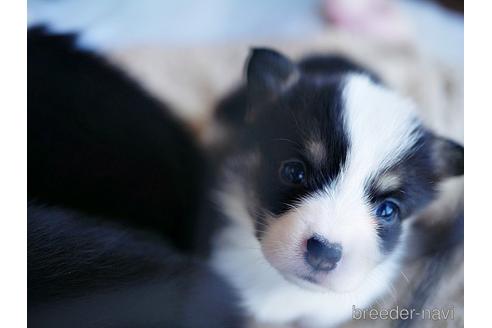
left=208, top=49, right=464, bottom=327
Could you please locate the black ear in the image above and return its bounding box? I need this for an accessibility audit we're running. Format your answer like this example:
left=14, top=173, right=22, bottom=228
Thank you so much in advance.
left=246, top=48, right=299, bottom=111
left=432, top=136, right=464, bottom=179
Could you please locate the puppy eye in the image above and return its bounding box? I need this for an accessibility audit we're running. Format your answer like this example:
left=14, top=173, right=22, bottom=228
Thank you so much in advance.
left=279, top=160, right=306, bottom=185
left=375, top=201, right=400, bottom=222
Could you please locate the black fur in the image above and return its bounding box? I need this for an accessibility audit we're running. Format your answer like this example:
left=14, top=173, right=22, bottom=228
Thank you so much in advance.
left=28, top=204, right=244, bottom=328
left=28, top=27, right=205, bottom=251
left=28, top=27, right=244, bottom=327
left=246, top=48, right=299, bottom=109
left=248, top=78, right=349, bottom=217
left=298, top=54, right=382, bottom=83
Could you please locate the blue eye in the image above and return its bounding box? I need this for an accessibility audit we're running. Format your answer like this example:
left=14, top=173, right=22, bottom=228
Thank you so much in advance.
left=375, top=201, right=399, bottom=222
left=279, top=160, right=306, bottom=185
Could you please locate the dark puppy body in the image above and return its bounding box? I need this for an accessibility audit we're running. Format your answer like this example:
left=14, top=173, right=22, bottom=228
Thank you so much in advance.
left=28, top=28, right=243, bottom=327
left=28, top=27, right=204, bottom=251
left=28, top=204, right=243, bottom=328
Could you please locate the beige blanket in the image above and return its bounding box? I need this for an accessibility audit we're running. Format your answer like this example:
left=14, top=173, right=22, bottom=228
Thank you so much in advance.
left=106, top=29, right=463, bottom=328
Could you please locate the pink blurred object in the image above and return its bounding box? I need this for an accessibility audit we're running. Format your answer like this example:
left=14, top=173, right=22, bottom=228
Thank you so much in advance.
left=323, top=0, right=413, bottom=43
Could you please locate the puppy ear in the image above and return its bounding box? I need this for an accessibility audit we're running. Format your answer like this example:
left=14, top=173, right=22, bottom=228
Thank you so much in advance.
left=431, top=135, right=464, bottom=179
left=246, top=48, right=299, bottom=113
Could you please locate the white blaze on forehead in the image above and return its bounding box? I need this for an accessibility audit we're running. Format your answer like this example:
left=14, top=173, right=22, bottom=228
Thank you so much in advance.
left=333, top=74, right=422, bottom=198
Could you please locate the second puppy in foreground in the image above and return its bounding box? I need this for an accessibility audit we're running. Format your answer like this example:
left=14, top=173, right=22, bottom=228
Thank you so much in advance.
left=207, top=49, right=463, bottom=327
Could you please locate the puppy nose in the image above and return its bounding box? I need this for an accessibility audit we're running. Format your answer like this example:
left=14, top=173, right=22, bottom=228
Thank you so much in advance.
left=305, top=236, right=342, bottom=272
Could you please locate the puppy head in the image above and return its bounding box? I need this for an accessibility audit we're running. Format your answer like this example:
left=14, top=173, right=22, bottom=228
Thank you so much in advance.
left=223, top=48, right=463, bottom=293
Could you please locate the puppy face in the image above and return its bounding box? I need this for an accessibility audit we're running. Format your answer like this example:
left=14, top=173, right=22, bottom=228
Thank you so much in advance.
left=221, top=49, right=463, bottom=293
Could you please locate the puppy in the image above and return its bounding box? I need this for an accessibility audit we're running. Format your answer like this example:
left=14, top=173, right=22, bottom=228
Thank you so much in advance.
left=206, top=49, right=464, bottom=327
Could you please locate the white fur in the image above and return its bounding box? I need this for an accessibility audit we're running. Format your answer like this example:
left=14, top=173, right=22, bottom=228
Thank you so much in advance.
left=341, top=75, right=422, bottom=181
left=212, top=181, right=409, bottom=327
left=211, top=74, right=422, bottom=326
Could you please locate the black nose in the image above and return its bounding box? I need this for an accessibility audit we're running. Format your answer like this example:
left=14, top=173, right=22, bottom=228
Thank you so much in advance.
left=305, top=236, right=342, bottom=272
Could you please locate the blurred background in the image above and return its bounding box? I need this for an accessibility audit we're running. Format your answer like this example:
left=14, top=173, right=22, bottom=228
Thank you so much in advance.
left=28, top=0, right=464, bottom=137
left=27, top=1, right=464, bottom=327
left=28, top=0, right=462, bottom=67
